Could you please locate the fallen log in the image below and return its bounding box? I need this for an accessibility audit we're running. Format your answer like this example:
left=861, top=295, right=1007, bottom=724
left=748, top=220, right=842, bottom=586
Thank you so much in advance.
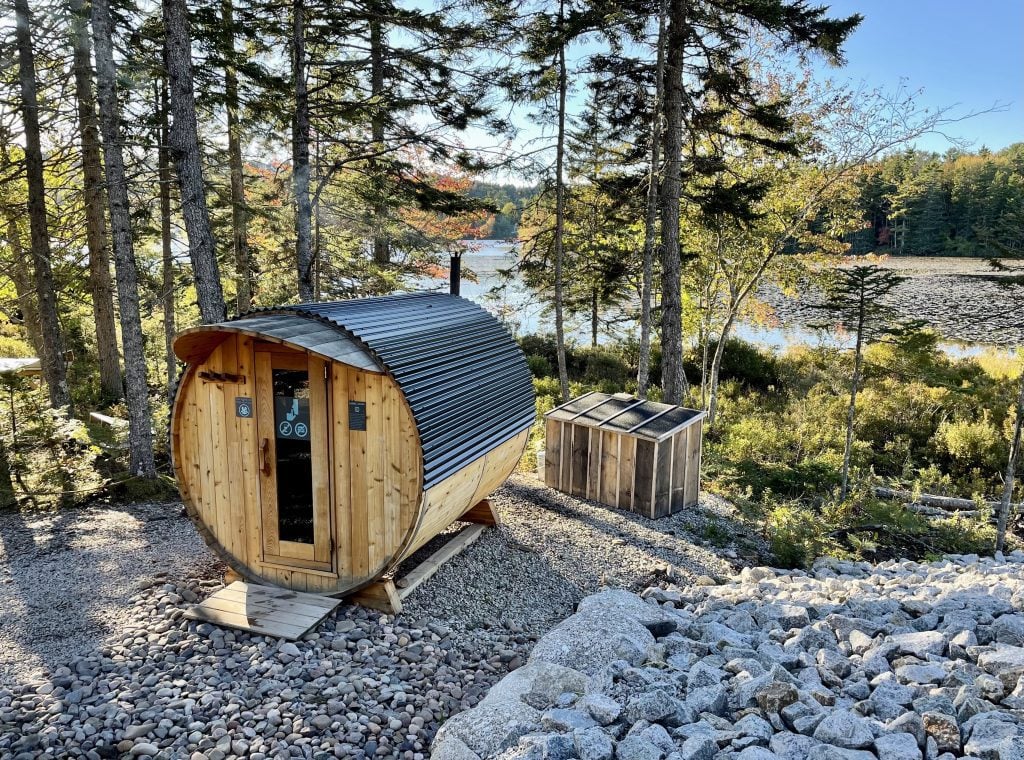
left=874, top=487, right=1003, bottom=512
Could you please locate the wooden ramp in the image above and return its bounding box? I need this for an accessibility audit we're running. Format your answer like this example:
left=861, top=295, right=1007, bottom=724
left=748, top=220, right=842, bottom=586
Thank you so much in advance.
left=184, top=581, right=341, bottom=640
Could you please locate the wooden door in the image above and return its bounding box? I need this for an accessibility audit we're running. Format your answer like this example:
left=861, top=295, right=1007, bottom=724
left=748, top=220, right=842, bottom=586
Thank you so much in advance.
left=254, top=345, right=333, bottom=571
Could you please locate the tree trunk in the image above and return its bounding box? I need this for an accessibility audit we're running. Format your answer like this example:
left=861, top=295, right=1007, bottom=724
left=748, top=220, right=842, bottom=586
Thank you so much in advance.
left=637, top=0, right=667, bottom=399
left=159, top=77, right=177, bottom=398
left=590, top=288, right=599, bottom=348
left=552, top=0, right=570, bottom=403
left=997, top=370, right=1024, bottom=551
left=164, top=0, right=226, bottom=324
left=13, top=0, right=71, bottom=410
left=706, top=310, right=736, bottom=430
left=369, top=17, right=389, bottom=268
left=0, top=196, right=42, bottom=355
left=70, top=0, right=122, bottom=403
left=658, top=0, right=686, bottom=405
left=841, top=299, right=866, bottom=500
left=91, top=0, right=157, bottom=479
left=292, top=0, right=314, bottom=301
left=222, top=0, right=251, bottom=315
left=0, top=439, right=16, bottom=510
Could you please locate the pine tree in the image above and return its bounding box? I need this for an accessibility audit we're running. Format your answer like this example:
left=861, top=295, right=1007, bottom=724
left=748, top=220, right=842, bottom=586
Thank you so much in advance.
left=91, top=0, right=158, bottom=478
left=812, top=265, right=921, bottom=499
left=12, top=0, right=71, bottom=410
left=164, top=0, right=227, bottom=323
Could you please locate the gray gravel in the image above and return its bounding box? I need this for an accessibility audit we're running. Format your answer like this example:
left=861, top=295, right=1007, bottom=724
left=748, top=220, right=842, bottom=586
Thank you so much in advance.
left=0, top=474, right=754, bottom=758
left=403, top=474, right=750, bottom=632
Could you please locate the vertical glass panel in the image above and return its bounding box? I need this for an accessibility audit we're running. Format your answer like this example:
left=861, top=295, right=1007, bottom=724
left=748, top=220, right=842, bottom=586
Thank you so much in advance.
left=272, top=368, right=314, bottom=544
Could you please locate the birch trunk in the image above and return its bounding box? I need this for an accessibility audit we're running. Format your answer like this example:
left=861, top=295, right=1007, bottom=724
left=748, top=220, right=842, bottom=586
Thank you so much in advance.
left=292, top=0, right=314, bottom=301
left=552, top=0, right=570, bottom=403
left=637, top=0, right=667, bottom=398
left=70, top=0, right=122, bottom=402
left=841, top=295, right=866, bottom=500
left=91, top=0, right=157, bottom=478
left=997, top=370, right=1024, bottom=551
left=658, top=0, right=686, bottom=405
left=164, top=0, right=226, bottom=323
left=222, top=0, right=251, bottom=314
left=13, top=0, right=71, bottom=410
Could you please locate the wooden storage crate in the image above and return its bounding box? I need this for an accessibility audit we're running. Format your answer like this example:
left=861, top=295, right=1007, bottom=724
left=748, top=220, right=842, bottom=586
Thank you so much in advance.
left=544, top=392, right=704, bottom=518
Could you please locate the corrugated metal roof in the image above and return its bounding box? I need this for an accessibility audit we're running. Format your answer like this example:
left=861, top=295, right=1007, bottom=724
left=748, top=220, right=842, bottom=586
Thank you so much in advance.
left=545, top=391, right=703, bottom=442
left=235, top=293, right=536, bottom=489
left=174, top=314, right=383, bottom=372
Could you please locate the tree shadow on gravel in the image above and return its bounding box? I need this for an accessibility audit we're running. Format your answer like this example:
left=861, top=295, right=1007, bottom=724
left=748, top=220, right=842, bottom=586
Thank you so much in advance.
left=0, top=502, right=212, bottom=687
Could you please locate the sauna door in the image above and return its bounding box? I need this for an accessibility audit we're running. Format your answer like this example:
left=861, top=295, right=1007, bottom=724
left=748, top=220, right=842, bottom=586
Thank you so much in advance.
left=254, top=346, right=333, bottom=571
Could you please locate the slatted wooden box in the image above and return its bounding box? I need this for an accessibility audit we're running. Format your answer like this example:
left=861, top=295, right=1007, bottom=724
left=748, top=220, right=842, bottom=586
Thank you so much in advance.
left=543, top=392, right=704, bottom=518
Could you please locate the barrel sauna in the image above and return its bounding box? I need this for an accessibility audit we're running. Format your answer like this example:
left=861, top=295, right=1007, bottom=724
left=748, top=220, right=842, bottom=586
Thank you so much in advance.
left=170, top=293, right=535, bottom=598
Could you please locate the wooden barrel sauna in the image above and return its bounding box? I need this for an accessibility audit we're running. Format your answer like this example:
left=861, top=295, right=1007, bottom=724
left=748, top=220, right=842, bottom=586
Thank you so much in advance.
left=170, top=293, right=535, bottom=596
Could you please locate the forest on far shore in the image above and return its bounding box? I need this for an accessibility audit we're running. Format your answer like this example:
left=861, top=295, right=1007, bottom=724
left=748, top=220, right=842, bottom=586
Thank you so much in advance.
left=473, top=144, right=1024, bottom=255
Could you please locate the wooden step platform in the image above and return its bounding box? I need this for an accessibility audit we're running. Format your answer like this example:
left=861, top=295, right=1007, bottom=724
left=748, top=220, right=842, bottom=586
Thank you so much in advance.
left=184, top=581, right=341, bottom=640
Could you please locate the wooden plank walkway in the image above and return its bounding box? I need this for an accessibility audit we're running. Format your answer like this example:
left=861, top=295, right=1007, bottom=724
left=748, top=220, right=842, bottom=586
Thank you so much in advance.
left=184, top=581, right=341, bottom=640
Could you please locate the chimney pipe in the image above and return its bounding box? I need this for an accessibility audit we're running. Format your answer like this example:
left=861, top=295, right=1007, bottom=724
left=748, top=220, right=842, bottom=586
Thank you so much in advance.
left=449, top=253, right=461, bottom=296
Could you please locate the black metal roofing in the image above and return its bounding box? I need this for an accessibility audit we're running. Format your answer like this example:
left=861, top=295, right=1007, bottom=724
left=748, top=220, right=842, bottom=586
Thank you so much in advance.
left=545, top=391, right=704, bottom=441
left=236, top=292, right=536, bottom=489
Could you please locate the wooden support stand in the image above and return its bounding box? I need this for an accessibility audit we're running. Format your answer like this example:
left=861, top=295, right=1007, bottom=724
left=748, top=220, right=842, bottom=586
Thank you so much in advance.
left=348, top=499, right=498, bottom=614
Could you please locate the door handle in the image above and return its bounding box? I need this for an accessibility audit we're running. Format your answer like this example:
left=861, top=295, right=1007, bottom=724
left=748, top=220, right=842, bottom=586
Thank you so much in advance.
left=260, top=438, right=271, bottom=474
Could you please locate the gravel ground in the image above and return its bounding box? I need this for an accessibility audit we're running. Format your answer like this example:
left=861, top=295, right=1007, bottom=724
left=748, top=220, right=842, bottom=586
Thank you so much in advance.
left=759, top=256, right=1024, bottom=347
left=0, top=473, right=756, bottom=758
left=0, top=501, right=219, bottom=688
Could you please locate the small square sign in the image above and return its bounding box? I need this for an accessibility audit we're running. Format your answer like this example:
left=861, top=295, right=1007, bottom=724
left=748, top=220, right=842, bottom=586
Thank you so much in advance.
left=349, top=401, right=367, bottom=431
left=235, top=397, right=253, bottom=418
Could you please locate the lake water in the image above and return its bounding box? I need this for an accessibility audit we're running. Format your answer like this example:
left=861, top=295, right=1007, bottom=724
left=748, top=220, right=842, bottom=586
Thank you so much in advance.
left=410, top=240, right=1014, bottom=358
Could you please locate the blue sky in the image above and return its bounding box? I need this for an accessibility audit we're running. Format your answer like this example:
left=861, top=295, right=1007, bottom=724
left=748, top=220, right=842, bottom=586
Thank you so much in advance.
left=816, top=0, right=1023, bottom=152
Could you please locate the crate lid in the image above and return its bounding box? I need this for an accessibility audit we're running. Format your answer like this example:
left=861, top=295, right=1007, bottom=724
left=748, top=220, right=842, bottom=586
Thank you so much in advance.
left=544, top=391, right=704, bottom=442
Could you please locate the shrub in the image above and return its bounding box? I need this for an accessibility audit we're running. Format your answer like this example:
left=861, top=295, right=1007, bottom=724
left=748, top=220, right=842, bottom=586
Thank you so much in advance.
left=526, top=354, right=552, bottom=378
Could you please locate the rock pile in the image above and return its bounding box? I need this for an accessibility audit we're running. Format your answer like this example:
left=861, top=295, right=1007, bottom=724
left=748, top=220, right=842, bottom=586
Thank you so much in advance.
left=432, top=552, right=1024, bottom=760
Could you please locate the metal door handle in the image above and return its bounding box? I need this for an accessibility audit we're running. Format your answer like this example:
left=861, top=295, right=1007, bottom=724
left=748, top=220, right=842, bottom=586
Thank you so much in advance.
left=260, top=438, right=271, bottom=474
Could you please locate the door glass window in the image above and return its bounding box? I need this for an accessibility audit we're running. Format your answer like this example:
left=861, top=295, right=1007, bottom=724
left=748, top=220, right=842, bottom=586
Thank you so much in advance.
left=272, top=368, right=314, bottom=544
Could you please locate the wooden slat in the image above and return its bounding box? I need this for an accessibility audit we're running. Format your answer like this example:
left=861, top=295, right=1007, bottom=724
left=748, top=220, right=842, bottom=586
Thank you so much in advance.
left=684, top=424, right=701, bottom=507
left=348, top=368, right=370, bottom=577
left=331, top=363, right=352, bottom=580
left=586, top=428, right=602, bottom=501
left=309, top=355, right=332, bottom=566
left=618, top=436, right=636, bottom=511
left=670, top=427, right=686, bottom=511
left=383, top=381, right=403, bottom=557
left=254, top=350, right=279, bottom=558
left=653, top=440, right=673, bottom=518
left=570, top=424, right=589, bottom=498
left=633, top=439, right=656, bottom=518
left=599, top=430, right=619, bottom=506
left=544, top=418, right=561, bottom=488
left=237, top=336, right=261, bottom=570
left=395, top=524, right=485, bottom=596
left=365, top=375, right=385, bottom=570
